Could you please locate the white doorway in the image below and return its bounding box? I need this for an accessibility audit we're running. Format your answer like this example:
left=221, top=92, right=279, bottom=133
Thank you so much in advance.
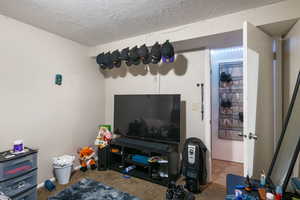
left=210, top=47, right=244, bottom=186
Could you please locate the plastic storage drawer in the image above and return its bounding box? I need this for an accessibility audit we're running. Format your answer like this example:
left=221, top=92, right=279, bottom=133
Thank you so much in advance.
left=0, top=170, right=37, bottom=197
left=12, top=187, right=37, bottom=200
left=0, top=153, right=37, bottom=181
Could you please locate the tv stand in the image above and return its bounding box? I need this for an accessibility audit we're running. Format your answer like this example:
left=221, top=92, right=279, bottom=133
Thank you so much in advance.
left=109, top=137, right=180, bottom=186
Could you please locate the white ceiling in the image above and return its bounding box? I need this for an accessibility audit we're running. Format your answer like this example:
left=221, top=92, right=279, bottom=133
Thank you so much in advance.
left=0, top=0, right=285, bottom=46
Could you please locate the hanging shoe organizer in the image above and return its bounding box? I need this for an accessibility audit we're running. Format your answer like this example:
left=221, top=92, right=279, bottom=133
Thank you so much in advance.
left=218, top=61, right=243, bottom=141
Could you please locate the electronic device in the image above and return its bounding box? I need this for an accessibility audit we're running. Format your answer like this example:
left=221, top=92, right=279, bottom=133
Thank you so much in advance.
left=114, top=94, right=181, bottom=144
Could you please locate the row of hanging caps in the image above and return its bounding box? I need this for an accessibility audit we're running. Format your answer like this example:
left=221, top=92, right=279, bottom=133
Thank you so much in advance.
left=96, top=40, right=175, bottom=69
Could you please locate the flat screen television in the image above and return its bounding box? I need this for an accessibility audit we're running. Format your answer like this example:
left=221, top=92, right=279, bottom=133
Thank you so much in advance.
left=114, top=94, right=181, bottom=144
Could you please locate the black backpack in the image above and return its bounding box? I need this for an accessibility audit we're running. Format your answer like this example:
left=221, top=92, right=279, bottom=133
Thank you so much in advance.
left=182, top=137, right=207, bottom=185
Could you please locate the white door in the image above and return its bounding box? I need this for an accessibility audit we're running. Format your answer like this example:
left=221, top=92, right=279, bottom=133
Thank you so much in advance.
left=243, top=22, right=275, bottom=178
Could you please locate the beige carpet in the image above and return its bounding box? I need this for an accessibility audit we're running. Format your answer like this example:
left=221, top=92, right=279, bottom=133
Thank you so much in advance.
left=38, top=170, right=226, bottom=200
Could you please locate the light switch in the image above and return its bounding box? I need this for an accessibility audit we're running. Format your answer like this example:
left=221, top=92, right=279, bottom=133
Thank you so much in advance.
left=192, top=103, right=200, bottom=111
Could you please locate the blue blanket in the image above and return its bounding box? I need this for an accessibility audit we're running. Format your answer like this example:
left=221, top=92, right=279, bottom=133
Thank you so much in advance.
left=48, top=178, right=141, bottom=200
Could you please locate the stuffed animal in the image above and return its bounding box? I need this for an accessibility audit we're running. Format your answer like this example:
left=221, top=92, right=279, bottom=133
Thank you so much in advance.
left=95, top=126, right=112, bottom=149
left=77, top=146, right=97, bottom=172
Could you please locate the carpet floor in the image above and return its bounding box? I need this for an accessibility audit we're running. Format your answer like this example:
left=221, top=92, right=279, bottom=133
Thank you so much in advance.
left=38, top=170, right=226, bottom=200
left=212, top=159, right=244, bottom=186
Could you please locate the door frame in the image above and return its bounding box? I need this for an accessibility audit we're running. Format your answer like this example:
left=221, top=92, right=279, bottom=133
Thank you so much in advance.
left=204, top=49, right=212, bottom=182
left=210, top=57, right=244, bottom=160
left=204, top=32, right=283, bottom=181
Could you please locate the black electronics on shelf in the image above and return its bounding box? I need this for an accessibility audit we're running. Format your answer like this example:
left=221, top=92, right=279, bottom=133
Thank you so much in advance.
left=109, top=137, right=180, bottom=187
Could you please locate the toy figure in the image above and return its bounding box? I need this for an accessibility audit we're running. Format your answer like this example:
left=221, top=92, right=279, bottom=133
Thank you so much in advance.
left=95, top=126, right=112, bottom=149
left=77, top=146, right=97, bottom=172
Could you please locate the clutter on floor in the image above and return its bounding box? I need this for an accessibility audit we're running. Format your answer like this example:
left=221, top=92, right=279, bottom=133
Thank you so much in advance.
left=225, top=174, right=285, bottom=200
left=38, top=170, right=227, bottom=200
left=48, top=178, right=141, bottom=200
left=44, top=180, right=56, bottom=192
left=166, top=181, right=195, bottom=200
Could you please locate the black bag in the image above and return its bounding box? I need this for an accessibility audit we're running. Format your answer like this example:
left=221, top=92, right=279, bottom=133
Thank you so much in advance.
left=181, top=137, right=207, bottom=193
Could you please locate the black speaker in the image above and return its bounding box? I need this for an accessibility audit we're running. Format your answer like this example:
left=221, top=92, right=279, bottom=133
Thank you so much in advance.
left=97, top=145, right=111, bottom=171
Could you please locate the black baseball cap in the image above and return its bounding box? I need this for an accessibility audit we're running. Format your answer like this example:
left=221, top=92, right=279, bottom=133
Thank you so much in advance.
left=111, top=50, right=121, bottom=68
left=161, top=40, right=175, bottom=63
left=138, top=44, right=151, bottom=65
left=150, top=42, right=162, bottom=64
left=103, top=52, right=113, bottom=69
left=129, top=46, right=141, bottom=65
left=120, top=47, right=132, bottom=66
left=96, top=53, right=106, bottom=70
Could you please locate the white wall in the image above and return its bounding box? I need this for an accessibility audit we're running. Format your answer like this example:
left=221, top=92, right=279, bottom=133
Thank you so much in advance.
left=283, top=20, right=300, bottom=115
left=103, top=51, right=206, bottom=144
left=283, top=19, right=300, bottom=176
left=211, top=47, right=244, bottom=163
left=0, top=15, right=105, bottom=183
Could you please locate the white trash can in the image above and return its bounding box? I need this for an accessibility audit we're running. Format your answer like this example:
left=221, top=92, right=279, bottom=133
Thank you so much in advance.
left=53, top=155, right=75, bottom=185
left=54, top=164, right=72, bottom=185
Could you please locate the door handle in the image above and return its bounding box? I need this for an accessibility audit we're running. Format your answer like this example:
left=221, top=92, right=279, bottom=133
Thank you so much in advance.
left=249, top=132, right=258, bottom=140
left=238, top=133, right=247, bottom=138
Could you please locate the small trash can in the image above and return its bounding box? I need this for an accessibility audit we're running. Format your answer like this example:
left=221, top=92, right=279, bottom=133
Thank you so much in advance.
left=53, top=164, right=72, bottom=185
left=53, top=155, right=75, bottom=185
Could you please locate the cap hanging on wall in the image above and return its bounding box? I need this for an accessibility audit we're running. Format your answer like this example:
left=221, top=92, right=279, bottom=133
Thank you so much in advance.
left=150, top=42, right=162, bottom=64
left=95, top=40, right=175, bottom=69
left=138, top=44, right=151, bottom=65
left=161, top=40, right=175, bottom=63
left=120, top=47, right=132, bottom=66
left=96, top=53, right=106, bottom=70
left=129, top=46, right=141, bottom=65
left=103, top=52, right=113, bottom=69
left=111, top=50, right=121, bottom=68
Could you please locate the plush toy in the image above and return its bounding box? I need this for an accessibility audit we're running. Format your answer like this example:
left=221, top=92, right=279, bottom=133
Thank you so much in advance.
left=77, top=146, right=97, bottom=172
left=95, top=126, right=112, bottom=149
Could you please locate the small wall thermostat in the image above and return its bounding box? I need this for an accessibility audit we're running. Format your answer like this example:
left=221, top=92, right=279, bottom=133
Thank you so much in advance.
left=55, top=74, right=62, bottom=85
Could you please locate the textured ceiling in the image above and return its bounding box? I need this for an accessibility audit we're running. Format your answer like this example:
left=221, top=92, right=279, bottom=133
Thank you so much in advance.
left=0, top=0, right=285, bottom=46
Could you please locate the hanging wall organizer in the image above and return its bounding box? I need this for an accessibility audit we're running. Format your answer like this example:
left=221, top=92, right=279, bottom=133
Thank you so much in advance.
left=218, top=61, right=243, bottom=141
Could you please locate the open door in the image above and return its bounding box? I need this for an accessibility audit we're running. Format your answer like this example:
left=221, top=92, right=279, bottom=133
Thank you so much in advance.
left=243, top=22, right=275, bottom=178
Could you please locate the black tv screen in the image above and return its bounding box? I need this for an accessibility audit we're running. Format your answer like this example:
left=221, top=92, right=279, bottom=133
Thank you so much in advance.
left=114, top=94, right=181, bottom=144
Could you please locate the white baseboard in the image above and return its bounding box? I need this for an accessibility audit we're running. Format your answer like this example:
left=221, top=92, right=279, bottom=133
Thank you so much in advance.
left=37, top=165, right=81, bottom=189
